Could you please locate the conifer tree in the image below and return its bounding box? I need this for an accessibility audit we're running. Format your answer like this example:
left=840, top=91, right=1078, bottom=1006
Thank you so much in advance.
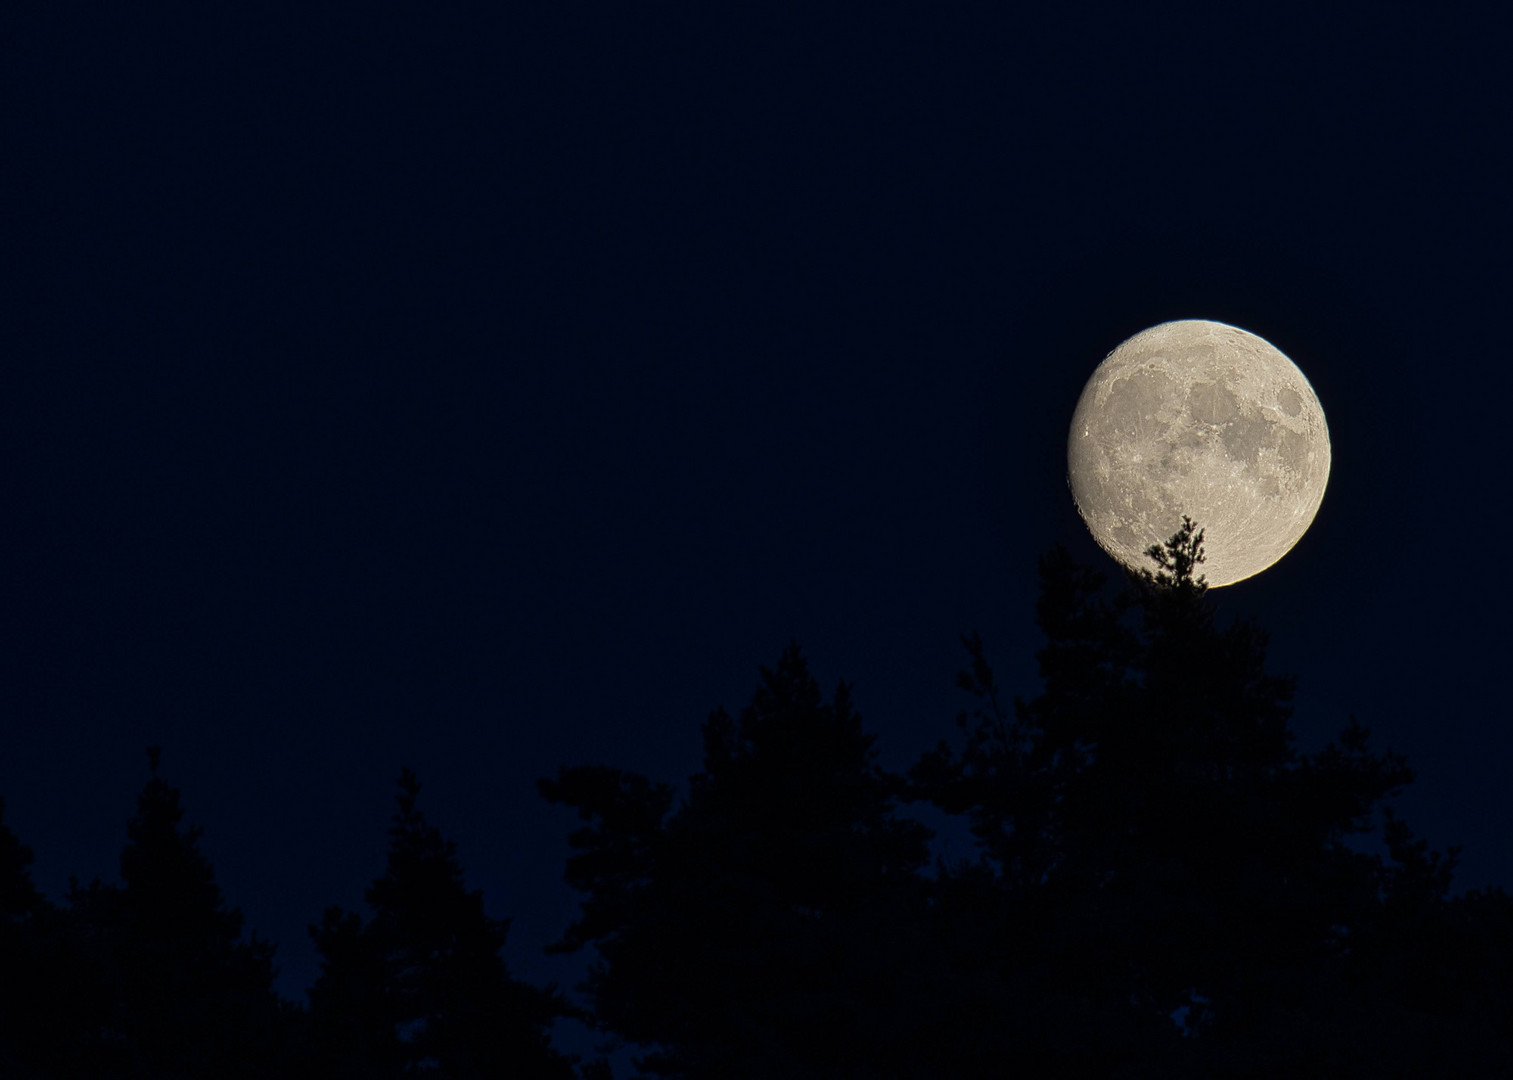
left=307, top=766, right=580, bottom=1079
left=62, top=746, right=299, bottom=1078
left=540, top=642, right=937, bottom=1078
left=908, top=519, right=1513, bottom=1073
left=0, top=795, right=78, bottom=1078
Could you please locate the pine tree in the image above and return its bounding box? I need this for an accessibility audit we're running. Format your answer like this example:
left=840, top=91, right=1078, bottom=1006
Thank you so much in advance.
left=540, top=642, right=937, bottom=1079
left=305, top=904, right=401, bottom=1080
left=307, top=766, right=580, bottom=1079
left=0, top=795, right=81, bottom=1079
left=61, top=746, right=299, bottom=1079
left=908, top=519, right=1513, bottom=1073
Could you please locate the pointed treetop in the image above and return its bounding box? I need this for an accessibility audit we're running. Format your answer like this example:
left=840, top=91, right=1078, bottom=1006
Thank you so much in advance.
left=750, top=639, right=824, bottom=719
left=0, top=796, right=44, bottom=917
left=1137, top=515, right=1208, bottom=592
left=395, top=765, right=423, bottom=821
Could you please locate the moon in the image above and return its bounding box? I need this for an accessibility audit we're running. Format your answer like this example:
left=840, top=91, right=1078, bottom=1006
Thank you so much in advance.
left=1067, top=319, right=1330, bottom=587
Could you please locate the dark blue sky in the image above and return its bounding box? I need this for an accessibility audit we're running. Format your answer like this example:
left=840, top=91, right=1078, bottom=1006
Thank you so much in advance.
left=4, top=4, right=1508, bottom=1062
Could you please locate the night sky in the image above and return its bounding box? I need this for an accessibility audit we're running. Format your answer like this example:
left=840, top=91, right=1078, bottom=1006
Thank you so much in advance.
left=5, top=5, right=1509, bottom=1063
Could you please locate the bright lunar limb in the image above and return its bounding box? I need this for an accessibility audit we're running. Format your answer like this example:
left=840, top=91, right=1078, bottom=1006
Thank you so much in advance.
left=1067, top=319, right=1330, bottom=587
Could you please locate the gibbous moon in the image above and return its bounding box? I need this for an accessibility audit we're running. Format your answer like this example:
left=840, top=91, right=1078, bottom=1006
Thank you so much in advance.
left=1067, top=319, right=1330, bottom=587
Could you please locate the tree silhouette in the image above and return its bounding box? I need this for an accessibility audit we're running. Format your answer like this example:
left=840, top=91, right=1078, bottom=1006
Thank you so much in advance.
left=539, top=642, right=939, bottom=1078
left=909, top=518, right=1513, bottom=1074
left=0, top=795, right=45, bottom=1075
left=307, top=766, right=580, bottom=1079
left=538, top=540, right=1513, bottom=1076
left=57, top=746, right=301, bottom=1079
left=0, top=796, right=92, bottom=1079
left=3, top=520, right=1509, bottom=1076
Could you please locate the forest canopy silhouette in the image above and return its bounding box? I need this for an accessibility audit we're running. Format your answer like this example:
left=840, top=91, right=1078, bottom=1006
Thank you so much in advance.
left=3, top=522, right=1510, bottom=1078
